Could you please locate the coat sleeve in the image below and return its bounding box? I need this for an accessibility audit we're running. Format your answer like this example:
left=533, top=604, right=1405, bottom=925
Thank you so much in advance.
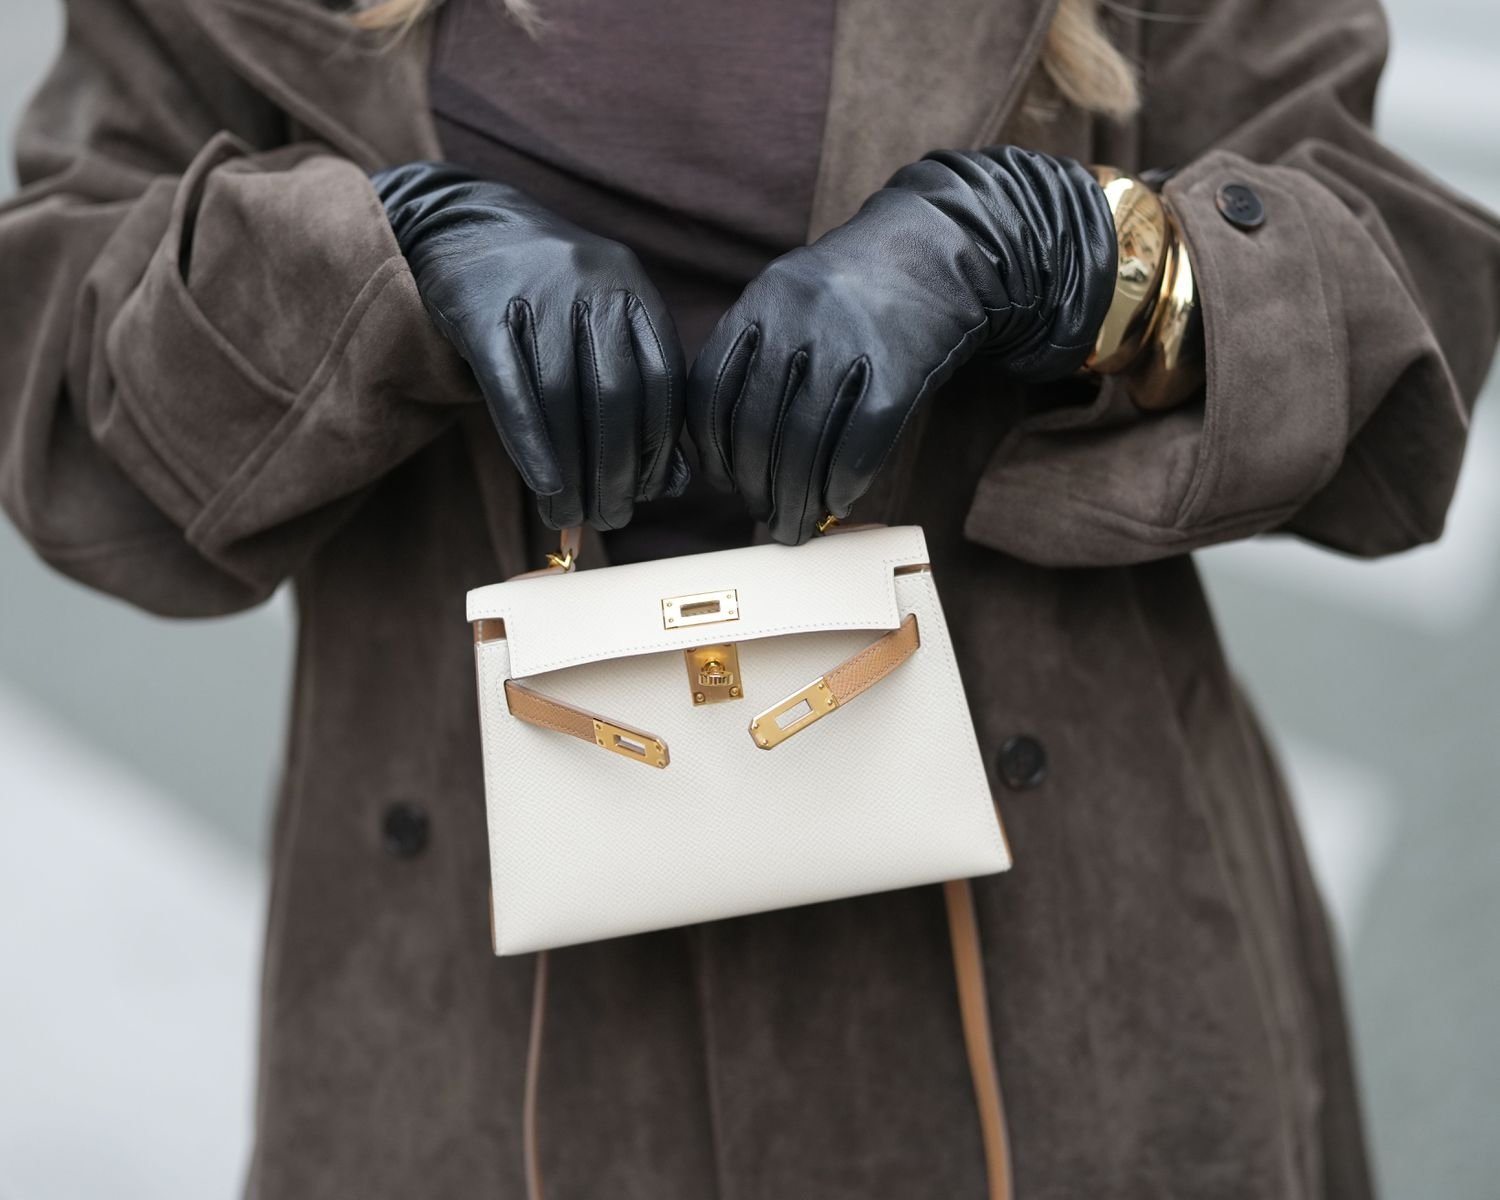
left=963, top=0, right=1500, bottom=567
left=0, top=0, right=475, bottom=616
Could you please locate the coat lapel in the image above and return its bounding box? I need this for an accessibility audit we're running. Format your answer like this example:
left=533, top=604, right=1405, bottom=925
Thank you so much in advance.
left=195, top=0, right=441, bottom=168
left=195, top=0, right=1055, bottom=243
left=807, top=0, right=1058, bottom=239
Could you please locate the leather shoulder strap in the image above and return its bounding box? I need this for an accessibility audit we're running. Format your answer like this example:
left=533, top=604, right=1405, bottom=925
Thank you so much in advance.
left=944, top=877, right=1014, bottom=1200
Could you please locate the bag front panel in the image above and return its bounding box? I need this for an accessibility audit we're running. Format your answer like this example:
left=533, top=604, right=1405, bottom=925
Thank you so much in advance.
left=475, top=567, right=1008, bottom=954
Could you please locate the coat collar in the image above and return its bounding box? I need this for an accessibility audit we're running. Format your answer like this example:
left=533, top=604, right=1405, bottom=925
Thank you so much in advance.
left=807, top=0, right=1058, bottom=238
left=194, top=0, right=441, bottom=168
left=192, top=0, right=1055, bottom=233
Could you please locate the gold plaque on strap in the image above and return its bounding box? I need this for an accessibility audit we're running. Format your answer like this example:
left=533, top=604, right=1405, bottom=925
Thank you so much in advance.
left=592, top=719, right=669, bottom=768
left=749, top=678, right=838, bottom=749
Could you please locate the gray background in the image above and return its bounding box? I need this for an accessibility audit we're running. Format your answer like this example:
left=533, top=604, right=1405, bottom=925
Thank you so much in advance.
left=1, top=2, right=1497, bottom=1196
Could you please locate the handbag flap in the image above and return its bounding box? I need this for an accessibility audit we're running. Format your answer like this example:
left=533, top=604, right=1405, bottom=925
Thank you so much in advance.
left=466, top=525, right=930, bottom=678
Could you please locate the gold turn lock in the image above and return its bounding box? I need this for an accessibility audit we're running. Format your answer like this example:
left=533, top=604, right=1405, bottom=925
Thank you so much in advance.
left=684, top=643, right=743, bottom=705
left=699, top=660, right=732, bottom=686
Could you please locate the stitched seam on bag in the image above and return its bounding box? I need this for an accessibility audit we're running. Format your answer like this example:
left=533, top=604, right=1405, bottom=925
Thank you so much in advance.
left=906, top=572, right=1009, bottom=864
left=467, top=533, right=927, bottom=617
left=476, top=642, right=511, bottom=952
left=491, top=545, right=927, bottom=674
left=511, top=617, right=892, bottom=677
left=471, top=539, right=925, bottom=620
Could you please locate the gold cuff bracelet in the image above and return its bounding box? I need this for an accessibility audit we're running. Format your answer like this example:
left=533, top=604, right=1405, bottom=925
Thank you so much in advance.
left=1085, top=166, right=1204, bottom=411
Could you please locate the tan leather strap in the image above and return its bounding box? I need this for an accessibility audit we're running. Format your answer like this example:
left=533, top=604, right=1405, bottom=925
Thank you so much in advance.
left=504, top=679, right=670, bottom=769
left=504, top=680, right=599, bottom=743
left=521, top=890, right=1009, bottom=1200
left=523, top=949, right=548, bottom=1200
left=524, top=884, right=1012, bottom=1200
left=511, top=526, right=586, bottom=582
left=825, top=612, right=920, bottom=704
left=506, top=616, right=917, bottom=762
left=944, top=878, right=1014, bottom=1200
left=547, top=525, right=583, bottom=570
left=750, top=614, right=920, bottom=748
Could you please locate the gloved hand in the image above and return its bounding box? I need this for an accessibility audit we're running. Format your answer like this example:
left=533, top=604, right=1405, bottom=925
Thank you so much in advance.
left=687, top=146, right=1116, bottom=544
left=373, top=162, right=689, bottom=530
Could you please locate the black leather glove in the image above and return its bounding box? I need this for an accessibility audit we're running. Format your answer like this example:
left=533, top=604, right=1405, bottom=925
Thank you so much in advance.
left=687, top=146, right=1115, bottom=545
left=373, top=162, right=689, bottom=530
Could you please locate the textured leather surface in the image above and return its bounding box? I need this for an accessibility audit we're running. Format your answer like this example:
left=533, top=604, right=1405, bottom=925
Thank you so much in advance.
left=504, top=679, right=604, bottom=744
left=471, top=527, right=1009, bottom=955
left=825, top=611, right=920, bottom=703
left=468, top=524, right=928, bottom=677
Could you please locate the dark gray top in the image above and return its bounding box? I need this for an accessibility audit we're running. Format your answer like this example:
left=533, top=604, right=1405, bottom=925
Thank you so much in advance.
left=430, top=0, right=838, bottom=558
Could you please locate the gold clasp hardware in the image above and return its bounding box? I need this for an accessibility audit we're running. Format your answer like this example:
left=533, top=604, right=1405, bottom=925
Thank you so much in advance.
left=749, top=678, right=837, bottom=749
left=592, top=718, right=669, bottom=768
left=684, top=643, right=743, bottom=705
left=544, top=528, right=581, bottom=572
left=662, top=588, right=739, bottom=631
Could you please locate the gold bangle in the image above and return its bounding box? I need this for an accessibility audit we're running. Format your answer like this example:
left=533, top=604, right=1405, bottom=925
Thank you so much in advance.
left=1085, top=167, right=1170, bottom=374
left=1124, top=213, right=1204, bottom=411
left=1085, top=165, right=1204, bottom=411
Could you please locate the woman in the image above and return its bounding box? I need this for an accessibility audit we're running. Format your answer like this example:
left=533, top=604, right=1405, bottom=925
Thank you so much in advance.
left=2, top=0, right=1496, bottom=1195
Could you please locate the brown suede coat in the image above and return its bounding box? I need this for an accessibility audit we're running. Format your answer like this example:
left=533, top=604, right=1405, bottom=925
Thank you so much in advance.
left=4, top=1, right=1500, bottom=1196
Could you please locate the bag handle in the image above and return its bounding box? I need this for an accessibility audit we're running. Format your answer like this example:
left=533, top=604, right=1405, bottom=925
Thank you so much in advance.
left=506, top=527, right=585, bottom=582
left=545, top=526, right=583, bottom=572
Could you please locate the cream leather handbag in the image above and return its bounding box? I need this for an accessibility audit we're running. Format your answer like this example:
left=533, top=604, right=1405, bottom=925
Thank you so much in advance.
left=467, top=523, right=1010, bottom=955
left=468, top=524, right=1016, bottom=1200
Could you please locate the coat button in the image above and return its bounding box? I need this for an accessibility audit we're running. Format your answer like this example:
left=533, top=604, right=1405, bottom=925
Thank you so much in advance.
left=996, top=735, right=1048, bottom=790
left=382, top=802, right=430, bottom=858
left=1215, top=182, right=1265, bottom=230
